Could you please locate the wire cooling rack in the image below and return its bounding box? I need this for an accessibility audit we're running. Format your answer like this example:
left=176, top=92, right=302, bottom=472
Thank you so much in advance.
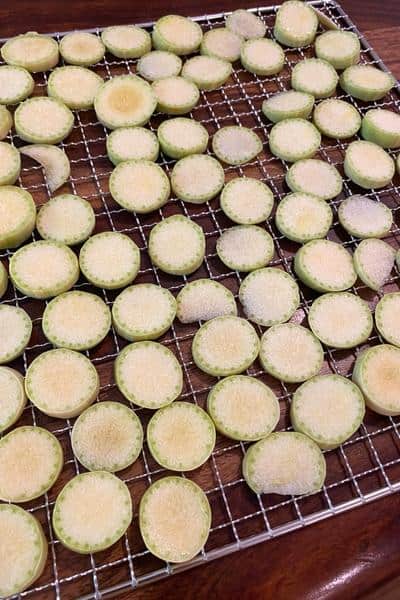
left=1, top=1, right=400, bottom=598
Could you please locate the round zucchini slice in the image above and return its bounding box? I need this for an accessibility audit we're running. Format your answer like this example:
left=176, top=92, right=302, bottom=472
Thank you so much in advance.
left=0, top=65, right=34, bottom=105
left=212, top=125, right=262, bottom=166
left=176, top=278, right=237, bottom=324
left=207, top=375, right=279, bottom=441
left=216, top=225, right=274, bottom=272
left=338, top=194, right=393, bottom=239
left=200, top=27, right=242, bottom=63
left=0, top=306, right=32, bottom=365
left=115, top=341, right=182, bottom=409
left=0, top=367, right=26, bottom=433
left=59, top=31, right=105, bottom=66
left=53, top=471, right=132, bottom=554
left=344, top=140, right=394, bottom=189
left=47, top=66, right=103, bottom=110
left=152, top=76, right=199, bottom=115
left=0, top=261, right=7, bottom=298
left=1, top=32, right=59, bottom=72
left=353, top=238, right=395, bottom=291
left=291, top=375, right=365, bottom=450
left=148, top=215, right=205, bottom=275
left=139, top=476, right=211, bottom=563
left=0, top=142, right=21, bottom=186
left=137, top=50, right=182, bottom=82
left=101, top=24, right=151, bottom=59
left=147, top=401, right=215, bottom=471
left=157, top=117, right=208, bottom=159
left=220, top=177, right=274, bottom=225
left=106, top=127, right=159, bottom=165
left=340, top=65, right=394, bottom=101
left=274, top=1, right=318, bottom=47
left=375, top=293, right=400, bottom=348
left=171, top=154, right=224, bottom=203
left=72, top=401, right=143, bottom=472
left=0, top=105, right=12, bottom=140
left=15, top=97, right=74, bottom=144
left=152, top=15, right=203, bottom=56
left=19, top=144, right=71, bottom=193
left=262, top=90, right=314, bottom=123
left=112, top=283, right=176, bottom=341
left=25, top=348, right=99, bottom=418
left=182, top=55, right=232, bottom=91
left=291, top=58, right=339, bottom=99
left=226, top=9, right=266, bottom=39
left=361, top=108, right=400, bottom=149
left=313, top=98, right=361, bottom=139
left=109, top=159, right=170, bottom=213
left=315, top=30, right=360, bottom=69
left=239, top=267, right=300, bottom=326
left=0, top=426, right=63, bottom=502
left=286, top=158, right=343, bottom=200
left=36, top=194, right=95, bottom=246
left=269, top=118, right=321, bottom=163
left=275, top=192, right=333, bottom=244
left=241, top=38, right=284, bottom=76
left=243, top=431, right=326, bottom=495
left=192, top=315, right=260, bottom=377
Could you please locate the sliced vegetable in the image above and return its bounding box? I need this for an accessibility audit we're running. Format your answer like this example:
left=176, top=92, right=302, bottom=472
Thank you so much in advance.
left=274, top=1, right=318, bottom=48
left=0, top=367, right=26, bottom=433
left=157, top=117, right=208, bottom=159
left=152, top=76, right=199, bottom=115
left=361, top=108, right=400, bottom=149
left=262, top=90, right=314, bottom=123
left=285, top=158, right=343, bottom=200
left=152, top=15, right=203, bottom=55
left=106, top=127, right=159, bottom=165
left=340, top=65, right=394, bottom=101
left=212, top=125, right=262, bottom=165
left=0, top=306, right=32, bottom=365
left=19, top=144, right=71, bottom=193
left=47, top=66, right=103, bottom=110
left=269, top=118, right=321, bottom=162
left=291, top=58, right=339, bottom=98
left=1, top=32, right=59, bottom=72
left=353, top=238, right=395, bottom=291
left=171, top=154, right=224, bottom=203
left=241, top=38, right=284, bottom=76
left=15, top=97, right=74, bottom=144
left=313, top=98, right=361, bottom=139
left=137, top=50, right=182, bottom=82
left=0, top=106, right=12, bottom=140
left=200, top=27, right=242, bottom=63
left=375, top=293, right=400, bottom=348
left=59, top=31, right=105, bottom=66
left=176, top=278, right=237, bottom=323
left=338, top=194, right=393, bottom=239
left=0, top=142, right=21, bottom=186
left=0, top=186, right=35, bottom=250
left=101, top=24, right=151, bottom=58
left=220, top=177, right=274, bottom=225
left=344, top=140, right=395, bottom=189
left=315, top=30, right=360, bottom=69
left=0, top=261, right=7, bottom=298
left=216, top=225, right=274, bottom=272
left=275, top=192, right=333, bottom=243
left=109, top=159, right=170, bottom=213
left=182, top=55, right=232, bottom=90
left=226, top=9, right=266, bottom=39
left=36, top=193, right=95, bottom=245
left=0, top=65, right=34, bottom=104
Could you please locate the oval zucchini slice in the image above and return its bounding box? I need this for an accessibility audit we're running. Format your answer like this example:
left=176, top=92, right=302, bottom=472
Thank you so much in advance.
left=19, top=144, right=71, bottom=193
left=275, top=192, right=333, bottom=244
left=1, top=32, right=59, bottom=72
left=353, top=238, right=395, bottom=291
left=101, top=24, right=151, bottom=59
left=262, top=90, right=314, bottom=123
left=37, top=193, right=95, bottom=246
left=344, top=140, right=394, bottom=189
left=338, top=194, right=393, bottom=239
left=152, top=76, right=199, bottom=115
left=157, top=117, right=208, bottom=159
left=220, top=177, right=274, bottom=225
left=216, top=225, right=274, bottom=272
left=152, top=15, right=203, bottom=55
left=0, top=142, right=21, bottom=186
left=176, top=278, right=237, bottom=324
left=0, top=65, right=34, bottom=105
left=0, top=367, right=26, bottom=433
left=226, top=9, right=266, bottom=39
left=286, top=158, right=343, bottom=200
left=200, top=27, right=242, bottom=63
left=241, top=38, right=284, bottom=76
left=0, top=305, right=32, bottom=365
left=274, top=1, right=318, bottom=47
left=47, top=66, right=103, bottom=110
left=291, top=58, right=339, bottom=99
left=313, top=98, right=361, bottom=139
left=340, top=65, right=394, bottom=101
left=361, top=108, right=400, bottom=149
left=269, top=118, right=321, bottom=163
left=137, top=50, right=182, bottom=82
left=59, top=31, right=105, bottom=66
left=0, top=261, right=7, bottom=298
left=182, top=55, right=232, bottom=91
left=315, top=30, right=360, bottom=69
left=375, top=293, right=400, bottom=348
left=15, top=97, right=74, bottom=144
left=106, top=127, right=159, bottom=165
left=109, top=159, right=170, bottom=213
left=0, top=105, right=12, bottom=140
left=212, top=125, right=262, bottom=165
left=171, top=154, right=224, bottom=203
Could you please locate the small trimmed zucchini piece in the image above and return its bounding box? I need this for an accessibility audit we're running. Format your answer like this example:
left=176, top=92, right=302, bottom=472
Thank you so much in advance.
left=269, top=118, right=321, bottom=163
left=353, top=238, right=395, bottom=291
left=0, top=65, right=34, bottom=104
left=345, top=140, right=395, bottom=190
left=0, top=367, right=26, bottom=432
left=216, top=225, right=274, bottom=272
left=275, top=192, right=333, bottom=244
left=112, top=283, right=176, bottom=341
left=315, top=30, right=360, bottom=69
left=137, top=50, right=182, bottom=81
left=0, top=106, right=12, bottom=140
left=152, top=76, right=199, bottom=115
left=192, top=315, right=259, bottom=377
left=157, top=117, right=208, bottom=159
left=375, top=293, right=400, bottom=348
left=262, top=90, right=314, bottom=123
left=106, top=127, right=159, bottom=165
left=182, top=55, right=232, bottom=91
left=338, top=194, right=393, bottom=239
left=60, top=31, right=105, bottom=66
left=241, top=38, right=284, bottom=76
left=101, top=25, right=151, bottom=59
left=226, top=9, right=266, bottom=39
left=147, top=401, right=215, bottom=471
left=95, top=75, right=156, bottom=129
left=37, top=194, right=95, bottom=245
left=313, top=99, right=361, bottom=139
left=0, top=261, right=7, bottom=298
left=42, top=291, right=111, bottom=350
left=115, top=341, right=182, bottom=409
left=152, top=15, right=203, bottom=55
left=291, top=375, right=365, bottom=450
left=109, top=159, right=170, bottom=213
left=340, top=65, right=394, bottom=101
left=15, top=97, right=74, bottom=144
left=148, top=215, right=205, bottom=275
left=286, top=158, right=343, bottom=200
left=291, top=58, right=339, bottom=99
left=220, top=177, right=274, bottom=225
left=53, top=471, right=132, bottom=554
left=243, top=431, right=326, bottom=495
left=0, top=186, right=36, bottom=249
left=212, top=125, right=262, bottom=165
left=139, top=476, right=211, bottom=562
left=0, top=426, right=63, bottom=502
left=171, top=154, right=224, bottom=203
left=0, top=142, right=21, bottom=186
left=72, top=401, right=143, bottom=472
left=176, top=278, right=237, bottom=324
left=0, top=306, right=32, bottom=365
left=1, top=32, right=59, bottom=72
left=200, top=27, right=242, bottom=63
left=274, top=1, right=318, bottom=48
left=361, top=108, right=400, bottom=149
left=47, top=66, right=103, bottom=110
left=311, top=7, right=339, bottom=30
left=19, top=144, right=70, bottom=193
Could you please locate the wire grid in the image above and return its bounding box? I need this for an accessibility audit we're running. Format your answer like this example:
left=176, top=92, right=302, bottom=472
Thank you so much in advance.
left=1, top=0, right=400, bottom=598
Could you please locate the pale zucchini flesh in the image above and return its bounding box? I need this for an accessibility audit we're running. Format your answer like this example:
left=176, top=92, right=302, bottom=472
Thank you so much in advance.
left=101, top=25, right=151, bottom=59
left=0, top=141, right=21, bottom=186
left=152, top=15, right=203, bottom=56
left=182, top=55, right=232, bottom=91
left=171, top=154, right=224, bottom=203
left=0, top=305, right=32, bottom=365
left=313, top=98, right=361, bottom=140
left=269, top=118, right=321, bottom=163
left=340, top=65, right=394, bottom=101
left=136, top=50, right=182, bottom=82
left=344, top=140, right=395, bottom=189
left=226, top=9, right=266, bottom=39
left=176, top=278, right=237, bottom=324
left=291, top=58, right=339, bottom=99
left=0, top=261, right=7, bottom=298
left=353, top=238, right=395, bottom=291
left=0, top=105, right=12, bottom=140
left=212, top=125, right=262, bottom=166
left=275, top=192, right=333, bottom=244
left=200, top=27, right=242, bottom=63
left=47, top=66, right=103, bottom=110
left=19, top=144, right=71, bottom=193
left=216, top=225, right=274, bottom=272
left=375, top=293, right=400, bottom=348
left=361, top=108, right=400, bottom=149
left=286, top=158, right=343, bottom=200
left=262, top=90, right=314, bottom=123
left=106, top=127, right=159, bottom=165
left=338, top=194, right=393, bottom=239
left=1, top=32, right=59, bottom=72
left=0, top=185, right=36, bottom=250
left=157, top=117, right=208, bottom=159
left=0, top=65, right=34, bottom=105
left=152, top=76, right=200, bottom=115
left=15, top=97, right=74, bottom=144
left=0, top=367, right=26, bottom=432
left=109, top=159, right=170, bottom=213
left=315, top=30, right=360, bottom=69
left=59, top=31, right=105, bottom=66
left=241, top=38, right=284, bottom=76
left=36, top=193, right=95, bottom=245
left=220, top=177, right=274, bottom=225
left=274, top=1, right=318, bottom=48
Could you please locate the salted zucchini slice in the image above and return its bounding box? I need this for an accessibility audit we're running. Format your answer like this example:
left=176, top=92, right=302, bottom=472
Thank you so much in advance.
left=1, top=32, right=59, bottom=72
left=94, top=75, right=157, bottom=129
left=106, top=127, right=159, bottom=165
left=25, top=348, right=99, bottom=418
left=200, top=27, right=242, bottom=63
left=220, top=177, right=274, bottom=225
left=10, top=240, right=79, bottom=299
left=147, top=401, right=215, bottom=471
left=152, top=15, right=203, bottom=56
left=19, top=144, right=71, bottom=193
left=176, top=278, right=237, bottom=324
left=0, top=306, right=32, bottom=365
left=157, top=117, right=208, bottom=159
left=243, top=431, right=326, bottom=495
left=291, top=58, right=339, bottom=99
left=101, top=24, right=151, bottom=59
left=192, top=315, right=259, bottom=377
left=109, top=159, right=170, bottom=213
left=37, top=193, right=94, bottom=246
left=148, top=215, right=205, bottom=275
left=344, top=140, right=395, bottom=189
left=72, top=401, right=143, bottom=472
left=182, top=55, right=232, bottom=91
left=0, top=105, right=12, bottom=140
left=0, top=261, right=7, bottom=298
left=112, top=283, right=176, bottom=341
left=274, top=1, right=318, bottom=48
left=53, top=471, right=132, bottom=554
left=353, top=238, right=395, bottom=291
left=137, top=50, right=182, bottom=82
left=47, top=66, right=103, bottom=110
left=340, top=65, right=394, bottom=101
left=241, top=38, right=284, bottom=76
left=139, top=476, right=211, bottom=563
left=0, top=426, right=63, bottom=502
left=275, top=192, right=333, bottom=244
left=212, top=125, right=262, bottom=165
left=15, top=97, right=74, bottom=144
left=171, top=154, right=224, bottom=203
left=0, top=142, right=20, bottom=186
left=286, top=158, right=343, bottom=200
left=152, top=76, right=199, bottom=115
left=375, top=293, right=400, bottom=348
left=217, top=225, right=274, bottom=272
left=115, top=341, right=182, bottom=409
left=42, top=291, right=111, bottom=350
left=361, top=109, right=400, bottom=149
left=0, top=186, right=35, bottom=250
left=239, top=267, right=299, bottom=326
left=338, top=194, right=393, bottom=239
left=0, top=504, right=48, bottom=597
left=396, top=155, right=400, bottom=176
left=269, top=118, right=321, bottom=163
left=262, top=90, right=314, bottom=123
left=291, top=375, right=365, bottom=450
left=0, top=367, right=26, bottom=433
left=0, top=65, right=34, bottom=104
left=226, top=9, right=266, bottom=39
left=313, top=99, right=361, bottom=139
left=315, top=30, right=360, bottom=69
left=59, top=31, right=105, bottom=66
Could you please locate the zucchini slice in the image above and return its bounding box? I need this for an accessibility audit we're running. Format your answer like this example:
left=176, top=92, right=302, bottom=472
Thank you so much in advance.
left=25, top=348, right=99, bottom=418
left=182, top=55, right=232, bottom=91
left=397, top=155, right=400, bottom=176
left=0, top=426, right=63, bottom=502
left=344, top=140, right=395, bottom=189
left=0, top=504, right=47, bottom=597
left=311, top=7, right=339, bottom=30
left=200, top=27, right=242, bottom=63
left=109, top=159, right=170, bottom=213
left=139, top=476, right=211, bottom=563
left=19, top=144, right=71, bottom=193
left=353, top=344, right=400, bottom=416
left=47, top=66, right=103, bottom=110
left=15, top=97, right=74, bottom=144
left=340, top=65, right=394, bottom=101
left=361, top=108, right=400, bottom=149
left=291, top=375, right=365, bottom=450
left=207, top=375, right=279, bottom=441
left=101, top=25, right=151, bottom=59
left=176, top=278, right=237, bottom=324
left=262, top=90, right=314, bottom=123
left=216, top=225, right=274, bottom=272
left=157, top=117, right=208, bottom=159
left=294, top=239, right=357, bottom=293
left=241, top=38, right=284, bottom=76
left=106, top=127, right=159, bottom=165
left=212, top=125, right=262, bottom=166
left=171, top=154, right=224, bottom=203
left=0, top=306, right=32, bottom=365
left=37, top=193, right=95, bottom=245
left=0, top=65, right=34, bottom=104
left=308, top=292, right=373, bottom=348
left=59, top=31, right=105, bottom=66
left=291, top=58, right=339, bottom=99
left=0, top=186, right=35, bottom=250
left=0, top=261, right=7, bottom=298
left=313, top=98, right=361, bottom=139
left=338, top=194, right=393, bottom=239
left=243, top=431, right=326, bottom=495
left=269, top=118, right=321, bottom=163
left=147, top=401, right=215, bottom=471
left=315, top=30, right=360, bottom=70
left=275, top=192, right=333, bottom=244
left=274, top=0, right=318, bottom=48
left=226, top=9, right=266, bottom=39
left=53, top=471, right=132, bottom=554
left=1, top=32, right=59, bottom=72
left=375, top=293, right=400, bottom=348
left=220, top=177, right=274, bottom=225
left=94, top=75, right=157, bottom=129
left=0, top=367, right=26, bottom=433
left=0, top=105, right=12, bottom=140
left=285, top=158, right=343, bottom=200
left=0, top=142, right=21, bottom=186
left=42, top=291, right=111, bottom=350
left=353, top=238, right=395, bottom=291
left=137, top=50, right=182, bottom=82
left=72, top=401, right=143, bottom=472
left=112, top=283, right=176, bottom=341
left=152, top=15, right=203, bottom=56
left=152, top=76, right=199, bottom=115
left=192, top=315, right=260, bottom=377
left=239, top=267, right=300, bottom=326
left=10, top=240, right=79, bottom=299
left=148, top=215, right=205, bottom=275
left=115, top=341, right=182, bottom=409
